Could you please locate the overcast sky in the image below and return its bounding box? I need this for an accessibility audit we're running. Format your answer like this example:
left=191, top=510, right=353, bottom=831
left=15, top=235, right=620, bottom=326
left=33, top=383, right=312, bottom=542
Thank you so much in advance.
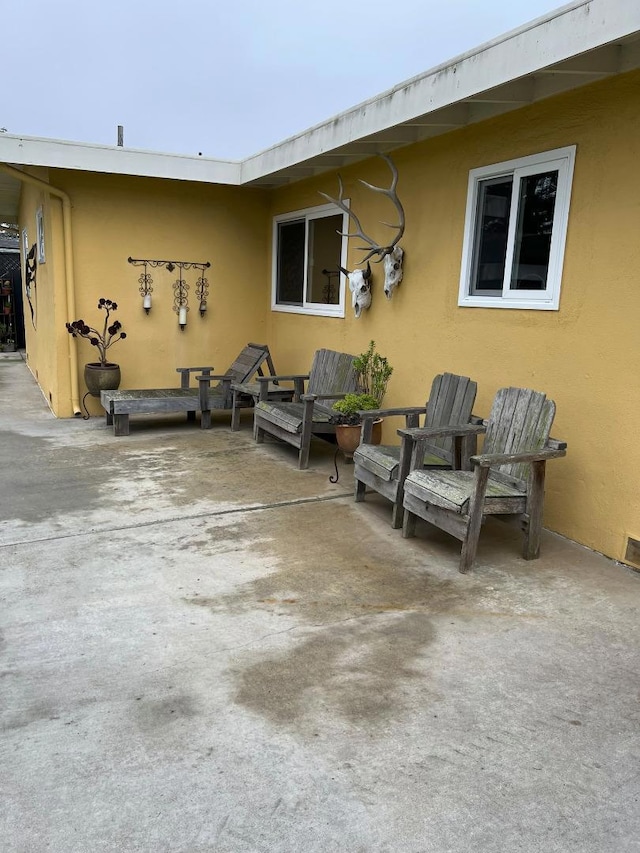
left=3, top=0, right=566, bottom=159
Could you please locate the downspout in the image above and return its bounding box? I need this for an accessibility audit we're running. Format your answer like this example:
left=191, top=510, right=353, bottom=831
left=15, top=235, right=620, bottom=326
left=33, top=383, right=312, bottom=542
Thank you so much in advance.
left=0, top=163, right=81, bottom=415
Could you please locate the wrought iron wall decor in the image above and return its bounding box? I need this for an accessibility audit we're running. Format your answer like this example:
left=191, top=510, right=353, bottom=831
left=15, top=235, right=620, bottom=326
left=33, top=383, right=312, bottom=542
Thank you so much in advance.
left=127, top=257, right=211, bottom=329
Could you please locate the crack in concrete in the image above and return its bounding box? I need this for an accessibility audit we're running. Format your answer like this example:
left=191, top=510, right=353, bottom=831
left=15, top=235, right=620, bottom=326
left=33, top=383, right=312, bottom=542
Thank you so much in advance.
left=0, top=490, right=353, bottom=549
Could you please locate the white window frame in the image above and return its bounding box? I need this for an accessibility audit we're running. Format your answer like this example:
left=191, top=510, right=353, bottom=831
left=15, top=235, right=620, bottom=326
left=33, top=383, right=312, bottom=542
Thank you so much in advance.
left=458, top=146, right=576, bottom=311
left=271, top=202, right=349, bottom=317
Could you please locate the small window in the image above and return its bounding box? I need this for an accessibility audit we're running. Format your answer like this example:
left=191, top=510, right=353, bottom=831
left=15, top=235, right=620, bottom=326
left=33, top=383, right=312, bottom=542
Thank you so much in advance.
left=458, top=146, right=576, bottom=310
left=272, top=203, right=348, bottom=316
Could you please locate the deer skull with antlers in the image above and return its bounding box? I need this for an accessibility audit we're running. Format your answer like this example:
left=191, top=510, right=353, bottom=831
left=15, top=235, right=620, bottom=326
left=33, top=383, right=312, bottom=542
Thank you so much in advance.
left=319, top=154, right=405, bottom=300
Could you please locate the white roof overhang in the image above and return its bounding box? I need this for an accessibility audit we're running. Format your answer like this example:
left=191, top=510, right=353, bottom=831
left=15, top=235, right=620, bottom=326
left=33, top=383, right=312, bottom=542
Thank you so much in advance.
left=242, top=0, right=640, bottom=186
left=1, top=0, right=639, bottom=214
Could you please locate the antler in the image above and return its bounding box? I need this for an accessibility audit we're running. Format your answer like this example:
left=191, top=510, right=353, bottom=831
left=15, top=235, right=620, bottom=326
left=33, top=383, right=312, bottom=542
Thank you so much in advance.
left=318, top=176, right=381, bottom=260
left=319, top=154, right=405, bottom=263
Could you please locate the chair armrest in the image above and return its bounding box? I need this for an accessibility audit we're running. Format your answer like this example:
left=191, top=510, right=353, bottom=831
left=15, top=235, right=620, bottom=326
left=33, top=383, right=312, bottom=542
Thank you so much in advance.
left=257, top=373, right=309, bottom=383
left=177, top=367, right=214, bottom=388
left=300, top=392, right=348, bottom=402
left=397, top=423, right=486, bottom=440
left=471, top=447, right=567, bottom=467
left=195, top=373, right=231, bottom=381
left=361, top=406, right=426, bottom=420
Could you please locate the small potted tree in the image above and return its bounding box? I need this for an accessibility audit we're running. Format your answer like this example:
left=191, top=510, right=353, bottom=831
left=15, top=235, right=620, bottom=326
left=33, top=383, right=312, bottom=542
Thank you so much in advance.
left=65, top=298, right=127, bottom=396
left=332, top=341, right=393, bottom=459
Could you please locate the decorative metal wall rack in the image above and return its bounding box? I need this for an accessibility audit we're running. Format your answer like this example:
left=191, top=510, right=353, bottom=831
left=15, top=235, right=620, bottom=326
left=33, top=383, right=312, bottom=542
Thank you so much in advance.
left=127, top=257, right=211, bottom=330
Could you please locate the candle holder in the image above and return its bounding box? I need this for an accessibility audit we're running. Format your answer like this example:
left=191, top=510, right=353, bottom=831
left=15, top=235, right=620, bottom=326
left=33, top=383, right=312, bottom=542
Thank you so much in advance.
left=127, top=257, right=211, bottom=329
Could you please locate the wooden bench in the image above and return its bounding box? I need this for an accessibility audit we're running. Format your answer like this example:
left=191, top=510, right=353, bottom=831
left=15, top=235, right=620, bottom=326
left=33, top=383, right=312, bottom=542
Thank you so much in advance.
left=101, top=367, right=213, bottom=436
left=100, top=343, right=281, bottom=436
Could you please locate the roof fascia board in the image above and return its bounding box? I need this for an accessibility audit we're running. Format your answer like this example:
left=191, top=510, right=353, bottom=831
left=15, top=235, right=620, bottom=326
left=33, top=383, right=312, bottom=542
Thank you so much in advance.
left=240, top=0, right=640, bottom=183
left=0, top=135, right=241, bottom=185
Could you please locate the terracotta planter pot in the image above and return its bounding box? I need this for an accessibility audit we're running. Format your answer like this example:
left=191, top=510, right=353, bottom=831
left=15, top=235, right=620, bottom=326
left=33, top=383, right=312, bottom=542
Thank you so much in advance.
left=84, top=362, right=121, bottom=397
left=335, top=418, right=382, bottom=462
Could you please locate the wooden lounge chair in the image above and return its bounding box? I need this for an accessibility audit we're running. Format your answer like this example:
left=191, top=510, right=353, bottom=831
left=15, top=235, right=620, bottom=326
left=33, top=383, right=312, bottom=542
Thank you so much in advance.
left=253, top=348, right=359, bottom=469
left=101, top=342, right=284, bottom=436
left=354, top=373, right=478, bottom=528
left=401, top=386, right=567, bottom=572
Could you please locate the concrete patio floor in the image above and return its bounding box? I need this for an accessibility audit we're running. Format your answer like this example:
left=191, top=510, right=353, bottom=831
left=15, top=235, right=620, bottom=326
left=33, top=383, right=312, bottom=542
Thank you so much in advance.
left=1, top=354, right=639, bottom=853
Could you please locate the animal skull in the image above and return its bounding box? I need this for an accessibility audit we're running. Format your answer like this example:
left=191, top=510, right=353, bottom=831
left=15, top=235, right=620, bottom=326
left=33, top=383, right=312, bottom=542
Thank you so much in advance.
left=341, top=262, right=372, bottom=319
left=383, top=246, right=404, bottom=299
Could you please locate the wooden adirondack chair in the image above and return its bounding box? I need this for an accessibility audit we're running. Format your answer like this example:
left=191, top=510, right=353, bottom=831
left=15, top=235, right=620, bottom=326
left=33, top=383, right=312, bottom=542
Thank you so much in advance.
left=101, top=343, right=281, bottom=436
left=253, top=348, right=359, bottom=469
left=400, top=387, right=567, bottom=572
left=353, top=373, right=478, bottom=528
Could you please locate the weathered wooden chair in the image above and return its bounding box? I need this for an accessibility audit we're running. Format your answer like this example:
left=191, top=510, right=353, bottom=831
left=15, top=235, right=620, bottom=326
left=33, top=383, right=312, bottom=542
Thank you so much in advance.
left=354, top=373, right=478, bottom=528
left=101, top=343, right=282, bottom=436
left=401, top=387, right=567, bottom=572
left=253, top=348, right=358, bottom=469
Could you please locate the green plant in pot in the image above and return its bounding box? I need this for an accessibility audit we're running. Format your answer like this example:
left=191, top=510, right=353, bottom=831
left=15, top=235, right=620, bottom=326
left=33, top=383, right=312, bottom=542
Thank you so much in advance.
left=332, top=341, right=393, bottom=459
left=65, top=298, right=127, bottom=396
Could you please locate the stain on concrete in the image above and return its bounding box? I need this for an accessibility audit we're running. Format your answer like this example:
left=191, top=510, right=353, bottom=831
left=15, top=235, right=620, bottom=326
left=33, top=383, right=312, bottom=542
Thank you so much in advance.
left=135, top=693, right=199, bottom=731
left=0, top=431, right=105, bottom=523
left=185, top=502, right=488, bottom=729
left=233, top=611, right=436, bottom=726
left=178, top=522, right=253, bottom=554
left=1, top=700, right=62, bottom=730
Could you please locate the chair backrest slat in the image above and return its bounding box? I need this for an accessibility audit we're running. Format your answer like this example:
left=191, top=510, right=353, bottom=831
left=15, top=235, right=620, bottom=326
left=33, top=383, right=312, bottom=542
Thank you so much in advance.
left=424, top=373, right=478, bottom=462
left=307, top=349, right=358, bottom=400
left=484, top=387, right=556, bottom=486
left=220, top=343, right=271, bottom=385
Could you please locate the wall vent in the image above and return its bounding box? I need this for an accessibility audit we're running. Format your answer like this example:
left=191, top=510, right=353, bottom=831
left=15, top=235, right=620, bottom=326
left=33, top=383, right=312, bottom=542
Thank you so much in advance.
left=624, top=536, right=640, bottom=569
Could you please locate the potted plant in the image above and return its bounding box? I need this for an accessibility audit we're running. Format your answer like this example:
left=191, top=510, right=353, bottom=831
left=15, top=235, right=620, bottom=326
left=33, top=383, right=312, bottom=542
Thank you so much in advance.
left=332, top=341, right=393, bottom=459
left=65, top=298, right=127, bottom=396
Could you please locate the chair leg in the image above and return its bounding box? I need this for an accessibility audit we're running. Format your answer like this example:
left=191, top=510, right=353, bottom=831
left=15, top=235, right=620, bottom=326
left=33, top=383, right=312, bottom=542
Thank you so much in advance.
left=298, top=405, right=314, bottom=469
left=391, top=501, right=403, bottom=529
left=298, top=439, right=311, bottom=470
left=113, top=414, right=129, bottom=436
left=230, top=396, right=240, bottom=432
left=354, top=479, right=366, bottom=502
left=459, top=465, right=490, bottom=573
left=402, top=509, right=417, bottom=538
left=523, top=460, right=546, bottom=560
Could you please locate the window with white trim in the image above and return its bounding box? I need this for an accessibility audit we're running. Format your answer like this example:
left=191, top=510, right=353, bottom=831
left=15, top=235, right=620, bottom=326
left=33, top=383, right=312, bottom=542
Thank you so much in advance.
left=272, top=203, right=348, bottom=317
left=458, top=146, right=576, bottom=310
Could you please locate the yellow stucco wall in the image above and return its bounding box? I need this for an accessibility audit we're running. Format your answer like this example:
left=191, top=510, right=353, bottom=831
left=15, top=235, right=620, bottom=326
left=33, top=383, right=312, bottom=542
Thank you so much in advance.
left=18, top=169, right=69, bottom=412
left=26, top=171, right=270, bottom=417
left=265, top=70, right=640, bottom=565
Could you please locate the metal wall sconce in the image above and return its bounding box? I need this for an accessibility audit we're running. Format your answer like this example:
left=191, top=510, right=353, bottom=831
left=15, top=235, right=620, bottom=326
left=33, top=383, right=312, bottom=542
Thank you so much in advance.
left=175, top=275, right=189, bottom=330
left=196, top=273, right=209, bottom=317
left=127, top=257, right=211, bottom=329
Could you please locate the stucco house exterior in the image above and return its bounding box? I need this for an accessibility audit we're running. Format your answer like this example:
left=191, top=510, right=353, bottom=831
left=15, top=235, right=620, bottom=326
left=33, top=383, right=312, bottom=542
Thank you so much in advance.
left=0, top=0, right=638, bottom=569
